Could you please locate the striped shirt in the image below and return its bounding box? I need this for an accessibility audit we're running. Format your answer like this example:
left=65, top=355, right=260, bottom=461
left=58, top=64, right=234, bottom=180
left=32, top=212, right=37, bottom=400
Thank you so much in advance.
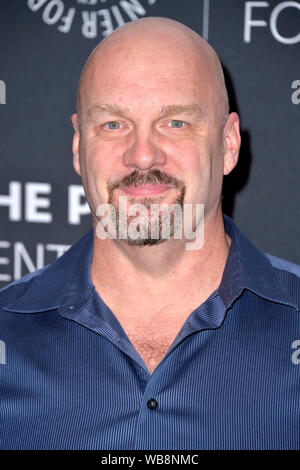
left=0, top=214, right=299, bottom=449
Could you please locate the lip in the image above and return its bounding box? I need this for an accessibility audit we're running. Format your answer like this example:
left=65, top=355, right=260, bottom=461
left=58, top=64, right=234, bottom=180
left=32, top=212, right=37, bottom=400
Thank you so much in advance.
left=121, top=184, right=173, bottom=196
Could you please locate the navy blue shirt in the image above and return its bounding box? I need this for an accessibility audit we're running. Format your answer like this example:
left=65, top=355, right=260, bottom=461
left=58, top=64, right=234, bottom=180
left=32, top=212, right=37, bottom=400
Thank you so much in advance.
left=0, top=214, right=300, bottom=450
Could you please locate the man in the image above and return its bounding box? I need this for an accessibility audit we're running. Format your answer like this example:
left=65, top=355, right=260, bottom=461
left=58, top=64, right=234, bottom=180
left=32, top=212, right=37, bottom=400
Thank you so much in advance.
left=0, top=17, right=299, bottom=450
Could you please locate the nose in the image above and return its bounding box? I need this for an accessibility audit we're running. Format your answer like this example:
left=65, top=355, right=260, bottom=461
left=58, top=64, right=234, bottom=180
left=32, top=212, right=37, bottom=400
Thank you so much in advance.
left=122, top=131, right=167, bottom=170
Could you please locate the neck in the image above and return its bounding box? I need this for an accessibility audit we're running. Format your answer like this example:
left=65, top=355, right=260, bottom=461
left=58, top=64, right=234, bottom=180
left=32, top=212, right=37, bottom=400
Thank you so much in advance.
left=90, top=207, right=231, bottom=316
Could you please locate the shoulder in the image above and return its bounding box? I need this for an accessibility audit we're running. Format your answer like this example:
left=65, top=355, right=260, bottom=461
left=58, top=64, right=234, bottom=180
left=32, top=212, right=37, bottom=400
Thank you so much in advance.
left=0, top=229, right=93, bottom=312
left=0, top=266, right=49, bottom=309
left=265, top=253, right=300, bottom=278
left=264, top=253, right=300, bottom=310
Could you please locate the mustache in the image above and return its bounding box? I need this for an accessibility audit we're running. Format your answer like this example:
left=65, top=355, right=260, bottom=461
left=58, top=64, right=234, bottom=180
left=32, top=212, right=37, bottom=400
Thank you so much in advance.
left=108, top=169, right=184, bottom=192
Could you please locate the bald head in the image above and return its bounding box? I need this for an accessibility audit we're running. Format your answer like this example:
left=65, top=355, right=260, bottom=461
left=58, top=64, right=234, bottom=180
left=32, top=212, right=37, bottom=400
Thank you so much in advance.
left=76, top=17, right=229, bottom=129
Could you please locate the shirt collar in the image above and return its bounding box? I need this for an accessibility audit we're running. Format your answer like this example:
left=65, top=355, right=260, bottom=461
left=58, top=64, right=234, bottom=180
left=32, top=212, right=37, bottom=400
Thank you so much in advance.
left=3, top=214, right=299, bottom=313
left=219, top=215, right=299, bottom=310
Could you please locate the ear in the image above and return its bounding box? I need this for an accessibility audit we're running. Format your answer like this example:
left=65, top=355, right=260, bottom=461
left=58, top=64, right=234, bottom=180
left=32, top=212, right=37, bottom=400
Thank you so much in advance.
left=223, top=112, right=241, bottom=176
left=71, top=113, right=81, bottom=176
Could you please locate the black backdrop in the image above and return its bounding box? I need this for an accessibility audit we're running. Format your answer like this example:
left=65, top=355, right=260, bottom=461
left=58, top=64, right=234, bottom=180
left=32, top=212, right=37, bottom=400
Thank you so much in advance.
left=0, top=0, right=299, bottom=286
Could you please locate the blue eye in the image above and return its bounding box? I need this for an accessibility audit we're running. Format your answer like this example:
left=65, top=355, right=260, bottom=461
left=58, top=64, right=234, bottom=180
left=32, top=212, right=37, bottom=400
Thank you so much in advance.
left=106, top=121, right=120, bottom=129
left=170, top=120, right=185, bottom=128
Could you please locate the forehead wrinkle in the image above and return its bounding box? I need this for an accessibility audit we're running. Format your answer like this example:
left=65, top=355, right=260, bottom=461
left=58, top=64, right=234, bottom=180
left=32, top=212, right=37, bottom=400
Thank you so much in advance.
left=86, top=104, right=131, bottom=123
left=86, top=103, right=206, bottom=124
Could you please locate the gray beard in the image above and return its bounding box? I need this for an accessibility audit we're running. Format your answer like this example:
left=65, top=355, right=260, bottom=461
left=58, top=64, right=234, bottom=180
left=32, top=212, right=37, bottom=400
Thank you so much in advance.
left=113, top=193, right=185, bottom=247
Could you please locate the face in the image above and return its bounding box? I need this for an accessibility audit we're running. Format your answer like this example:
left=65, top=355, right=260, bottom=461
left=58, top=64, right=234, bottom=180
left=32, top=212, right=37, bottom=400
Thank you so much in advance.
left=72, top=34, right=239, bottom=246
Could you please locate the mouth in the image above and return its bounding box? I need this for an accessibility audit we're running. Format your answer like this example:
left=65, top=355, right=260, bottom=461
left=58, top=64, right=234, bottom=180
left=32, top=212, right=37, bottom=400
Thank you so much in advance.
left=120, top=184, right=174, bottom=197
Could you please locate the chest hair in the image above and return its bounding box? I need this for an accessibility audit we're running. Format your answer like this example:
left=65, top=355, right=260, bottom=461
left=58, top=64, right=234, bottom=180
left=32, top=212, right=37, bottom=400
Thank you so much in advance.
left=125, top=328, right=179, bottom=374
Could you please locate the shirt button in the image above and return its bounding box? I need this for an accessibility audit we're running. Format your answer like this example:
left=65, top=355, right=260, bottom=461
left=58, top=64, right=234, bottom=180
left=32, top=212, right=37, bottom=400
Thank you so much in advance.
left=147, top=398, right=158, bottom=410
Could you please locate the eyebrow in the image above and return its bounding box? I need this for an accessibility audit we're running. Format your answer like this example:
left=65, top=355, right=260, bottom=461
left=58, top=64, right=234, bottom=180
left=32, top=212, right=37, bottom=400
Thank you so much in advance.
left=85, top=103, right=205, bottom=124
left=86, top=104, right=130, bottom=123
left=159, top=104, right=204, bottom=118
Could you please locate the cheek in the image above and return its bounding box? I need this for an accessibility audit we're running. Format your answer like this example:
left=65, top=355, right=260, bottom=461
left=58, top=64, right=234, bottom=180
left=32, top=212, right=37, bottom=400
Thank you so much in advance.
left=174, top=141, right=212, bottom=187
left=82, top=139, right=124, bottom=183
left=78, top=140, right=120, bottom=210
left=179, top=141, right=223, bottom=206
left=165, top=139, right=203, bottom=180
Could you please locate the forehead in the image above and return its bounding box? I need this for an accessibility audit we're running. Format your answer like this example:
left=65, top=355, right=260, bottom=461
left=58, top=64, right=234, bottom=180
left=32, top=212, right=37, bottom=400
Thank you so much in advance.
left=82, top=70, right=212, bottom=120
left=86, top=103, right=206, bottom=126
left=80, top=42, right=214, bottom=114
